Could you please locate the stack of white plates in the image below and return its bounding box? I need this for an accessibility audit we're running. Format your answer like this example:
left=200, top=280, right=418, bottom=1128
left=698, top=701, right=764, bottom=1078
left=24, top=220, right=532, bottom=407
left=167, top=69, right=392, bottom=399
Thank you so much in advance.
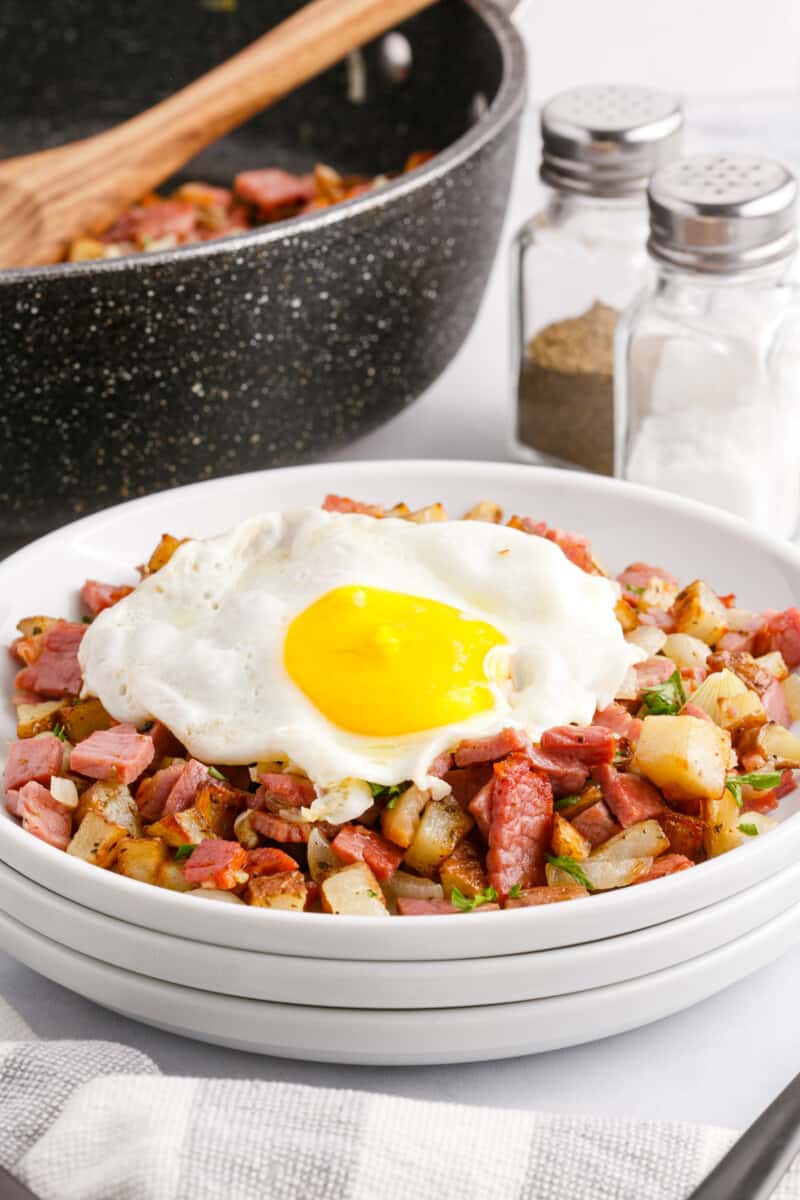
left=2, top=462, right=800, bottom=1065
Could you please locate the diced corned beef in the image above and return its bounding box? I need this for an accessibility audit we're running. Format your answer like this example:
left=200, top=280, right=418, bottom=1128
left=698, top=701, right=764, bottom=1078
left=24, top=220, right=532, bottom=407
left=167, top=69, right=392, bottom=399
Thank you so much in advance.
left=11, top=635, right=42, bottom=665
left=468, top=780, right=494, bottom=840
left=258, top=772, right=316, bottom=807
left=321, top=494, right=383, bottom=516
left=443, top=764, right=493, bottom=807
left=681, top=666, right=708, bottom=692
left=182, top=839, right=247, bottom=889
left=741, top=786, right=779, bottom=815
left=144, top=720, right=184, bottom=760
left=680, top=702, right=713, bottom=722
left=5, top=789, right=21, bottom=817
left=658, top=809, right=705, bottom=861
left=80, top=579, right=134, bottom=616
left=397, top=898, right=459, bottom=915
left=593, top=703, right=643, bottom=743
left=486, top=755, right=553, bottom=898
left=716, top=631, right=756, bottom=654
left=739, top=750, right=767, bottom=775
left=251, top=811, right=311, bottom=843
left=234, top=168, right=316, bottom=215
left=596, top=764, right=664, bottom=827
left=245, top=847, right=298, bottom=876
left=754, top=608, right=800, bottom=668
left=133, top=201, right=197, bottom=243
left=331, top=824, right=404, bottom=881
left=633, top=657, right=676, bottom=691
left=571, top=801, right=620, bottom=847
left=637, top=608, right=677, bottom=632
left=526, top=746, right=589, bottom=796
left=70, top=724, right=154, bottom=785
left=707, top=650, right=772, bottom=696
left=453, top=727, right=531, bottom=767
left=12, top=686, right=43, bottom=706
left=18, top=781, right=72, bottom=850
left=633, top=854, right=694, bottom=884
left=15, top=621, right=85, bottom=697
left=4, top=735, right=63, bottom=792
left=540, top=725, right=616, bottom=767
left=174, top=181, right=233, bottom=209
left=617, top=562, right=678, bottom=595
left=777, top=769, right=797, bottom=800
left=428, top=751, right=453, bottom=778
left=510, top=517, right=596, bottom=573
left=762, top=679, right=792, bottom=726
left=135, top=761, right=186, bottom=821
left=164, top=759, right=211, bottom=815
left=505, top=884, right=589, bottom=907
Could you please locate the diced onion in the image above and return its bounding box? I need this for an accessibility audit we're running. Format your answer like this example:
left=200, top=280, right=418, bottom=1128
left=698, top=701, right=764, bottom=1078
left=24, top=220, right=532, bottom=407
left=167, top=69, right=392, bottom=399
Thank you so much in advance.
left=626, top=626, right=667, bottom=656
left=307, top=827, right=338, bottom=883
left=382, top=871, right=444, bottom=902
left=591, top=819, right=669, bottom=862
left=546, top=856, right=653, bottom=891
left=49, top=776, right=79, bottom=810
left=300, top=777, right=373, bottom=825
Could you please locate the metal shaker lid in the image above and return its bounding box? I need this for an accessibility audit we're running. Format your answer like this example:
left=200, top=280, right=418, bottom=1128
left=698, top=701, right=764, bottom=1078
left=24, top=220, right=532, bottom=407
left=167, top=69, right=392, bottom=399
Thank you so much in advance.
left=647, top=154, right=798, bottom=272
left=540, top=84, right=683, bottom=197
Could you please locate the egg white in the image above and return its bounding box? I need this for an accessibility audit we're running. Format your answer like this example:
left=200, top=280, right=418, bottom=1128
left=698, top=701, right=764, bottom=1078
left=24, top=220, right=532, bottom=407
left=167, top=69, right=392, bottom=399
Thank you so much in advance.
left=79, top=509, right=641, bottom=797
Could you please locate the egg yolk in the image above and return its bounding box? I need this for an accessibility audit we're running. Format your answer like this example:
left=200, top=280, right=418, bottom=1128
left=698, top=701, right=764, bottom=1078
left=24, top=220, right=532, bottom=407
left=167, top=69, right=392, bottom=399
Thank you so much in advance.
left=284, top=585, right=506, bottom=736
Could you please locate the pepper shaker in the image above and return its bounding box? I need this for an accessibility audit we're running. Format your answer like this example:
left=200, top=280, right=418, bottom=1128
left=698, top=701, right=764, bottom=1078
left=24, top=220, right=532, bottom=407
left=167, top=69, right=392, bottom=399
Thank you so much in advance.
left=510, top=84, right=683, bottom=474
left=616, top=154, right=800, bottom=537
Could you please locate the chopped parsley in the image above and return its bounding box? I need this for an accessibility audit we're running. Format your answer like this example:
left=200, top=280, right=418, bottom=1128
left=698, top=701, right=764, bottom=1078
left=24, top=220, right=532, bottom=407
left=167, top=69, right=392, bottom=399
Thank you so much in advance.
left=51, top=722, right=67, bottom=742
left=640, top=668, right=686, bottom=717
left=368, top=781, right=408, bottom=809
left=366, top=888, right=379, bottom=899
left=207, top=766, right=226, bottom=782
left=545, top=853, right=595, bottom=892
left=451, top=885, right=498, bottom=912
left=554, top=794, right=582, bottom=811
left=82, top=615, right=93, bottom=625
left=627, top=584, right=646, bottom=597
left=738, top=822, right=759, bottom=837
left=725, top=771, right=781, bottom=808
left=508, top=883, right=524, bottom=899
left=174, top=844, right=196, bottom=861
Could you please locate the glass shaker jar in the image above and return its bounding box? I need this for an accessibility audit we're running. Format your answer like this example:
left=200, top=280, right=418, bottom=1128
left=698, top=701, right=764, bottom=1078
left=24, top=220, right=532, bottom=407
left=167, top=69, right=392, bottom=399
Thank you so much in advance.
left=617, top=154, right=800, bottom=538
left=511, top=85, right=683, bottom=475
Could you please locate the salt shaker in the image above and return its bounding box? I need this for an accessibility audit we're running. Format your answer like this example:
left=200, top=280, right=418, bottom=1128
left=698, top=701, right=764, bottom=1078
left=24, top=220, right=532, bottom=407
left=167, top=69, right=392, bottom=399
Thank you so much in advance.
left=616, top=154, right=800, bottom=538
left=511, top=84, right=683, bottom=475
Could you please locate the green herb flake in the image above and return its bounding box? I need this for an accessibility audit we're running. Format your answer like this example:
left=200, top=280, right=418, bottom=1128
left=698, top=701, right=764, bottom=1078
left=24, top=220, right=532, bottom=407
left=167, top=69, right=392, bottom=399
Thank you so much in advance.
left=368, top=781, right=408, bottom=807
left=508, top=883, right=524, bottom=899
left=545, top=853, right=595, bottom=892
left=52, top=723, right=67, bottom=743
left=207, top=766, right=226, bottom=782
left=366, top=889, right=379, bottom=899
left=738, top=822, right=759, bottom=837
left=640, top=667, right=686, bottom=717
left=554, top=794, right=582, bottom=811
left=174, top=844, right=196, bottom=862
left=450, top=885, right=498, bottom=912
left=628, top=584, right=646, bottom=597
left=82, top=615, right=93, bottom=625
left=725, top=771, right=781, bottom=808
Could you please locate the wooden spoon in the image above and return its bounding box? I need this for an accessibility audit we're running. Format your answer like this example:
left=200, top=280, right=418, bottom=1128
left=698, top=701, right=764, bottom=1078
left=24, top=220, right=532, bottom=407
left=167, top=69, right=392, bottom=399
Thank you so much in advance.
left=0, top=0, right=438, bottom=269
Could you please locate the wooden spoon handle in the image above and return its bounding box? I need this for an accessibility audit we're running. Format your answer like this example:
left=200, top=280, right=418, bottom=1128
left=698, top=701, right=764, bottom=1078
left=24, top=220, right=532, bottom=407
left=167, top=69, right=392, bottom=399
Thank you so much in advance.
left=0, top=0, right=437, bottom=267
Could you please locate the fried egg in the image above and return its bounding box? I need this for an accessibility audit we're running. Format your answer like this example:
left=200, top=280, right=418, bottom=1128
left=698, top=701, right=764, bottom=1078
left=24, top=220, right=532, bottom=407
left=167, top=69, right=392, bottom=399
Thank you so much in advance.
left=79, top=509, right=640, bottom=807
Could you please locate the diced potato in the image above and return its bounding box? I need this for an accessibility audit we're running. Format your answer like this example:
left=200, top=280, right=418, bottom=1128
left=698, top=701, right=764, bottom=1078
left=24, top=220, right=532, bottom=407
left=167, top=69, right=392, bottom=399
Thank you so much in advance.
left=685, top=668, right=747, bottom=725
left=662, top=633, right=710, bottom=672
left=551, top=812, right=591, bottom=862
left=783, top=674, right=800, bottom=721
left=16, top=615, right=59, bottom=638
left=755, top=651, right=789, bottom=682
left=717, top=691, right=766, bottom=734
left=546, top=856, right=653, bottom=891
left=69, top=237, right=108, bottom=262
left=439, top=838, right=487, bottom=898
left=15, top=700, right=61, bottom=739
left=403, top=796, right=473, bottom=878
left=320, top=862, right=389, bottom=916
left=463, top=500, right=502, bottom=523
left=76, top=780, right=141, bottom=837
left=66, top=811, right=128, bottom=867
left=146, top=808, right=210, bottom=847
left=702, top=786, right=745, bottom=858
left=404, top=503, right=447, bottom=524
left=146, top=533, right=187, bottom=575
left=639, top=576, right=679, bottom=610
left=673, top=580, right=728, bottom=645
left=632, top=715, right=730, bottom=803
left=189, top=887, right=244, bottom=903
left=381, top=784, right=429, bottom=849
left=193, top=784, right=240, bottom=838
left=307, top=827, right=339, bottom=883
left=748, top=722, right=800, bottom=767
left=246, top=870, right=307, bottom=912
left=115, top=836, right=168, bottom=885
left=626, top=625, right=667, bottom=656
left=591, top=819, right=669, bottom=862
left=56, top=697, right=113, bottom=744
left=158, top=860, right=194, bottom=892
left=614, top=598, right=638, bottom=633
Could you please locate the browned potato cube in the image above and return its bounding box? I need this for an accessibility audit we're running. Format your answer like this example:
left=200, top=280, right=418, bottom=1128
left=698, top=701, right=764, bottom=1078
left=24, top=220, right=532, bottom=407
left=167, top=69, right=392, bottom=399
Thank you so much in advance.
left=717, top=691, right=767, bottom=734
left=614, top=598, right=638, bottom=633
left=67, top=811, right=127, bottom=868
left=405, top=503, right=447, bottom=523
left=381, top=784, right=428, bottom=849
left=404, top=796, right=474, bottom=878
left=320, top=862, right=388, bottom=915
left=146, top=808, right=210, bottom=847
left=463, top=501, right=502, bottom=523
left=146, top=533, right=187, bottom=575
left=246, top=870, right=307, bottom=912
left=15, top=700, right=61, bottom=739
left=76, top=780, right=141, bottom=837
left=673, top=580, right=728, bottom=645
left=16, top=615, right=59, bottom=638
left=193, top=784, right=241, bottom=838
left=737, top=721, right=800, bottom=768
left=57, top=697, right=113, bottom=744
left=551, top=812, right=591, bottom=861
left=702, top=786, right=746, bottom=858
left=632, top=715, right=730, bottom=804
left=115, top=836, right=168, bottom=884
left=440, top=838, right=486, bottom=899
left=157, top=859, right=194, bottom=892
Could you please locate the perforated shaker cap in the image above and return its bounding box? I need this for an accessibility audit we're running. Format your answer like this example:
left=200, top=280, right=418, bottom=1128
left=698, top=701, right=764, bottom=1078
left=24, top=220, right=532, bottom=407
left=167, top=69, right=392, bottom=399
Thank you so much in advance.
left=540, top=84, right=683, bottom=197
left=648, top=154, right=798, bottom=272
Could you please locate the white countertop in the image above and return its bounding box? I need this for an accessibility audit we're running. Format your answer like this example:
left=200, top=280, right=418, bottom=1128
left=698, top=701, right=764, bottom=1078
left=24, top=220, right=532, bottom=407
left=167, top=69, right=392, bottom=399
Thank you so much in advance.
left=6, top=19, right=800, bottom=1136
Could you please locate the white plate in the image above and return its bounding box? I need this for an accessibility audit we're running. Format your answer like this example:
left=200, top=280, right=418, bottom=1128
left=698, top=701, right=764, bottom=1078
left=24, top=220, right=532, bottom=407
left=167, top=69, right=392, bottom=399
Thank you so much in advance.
left=2, top=460, right=800, bottom=961
left=4, top=855, right=800, bottom=1008
left=4, top=897, right=800, bottom=1065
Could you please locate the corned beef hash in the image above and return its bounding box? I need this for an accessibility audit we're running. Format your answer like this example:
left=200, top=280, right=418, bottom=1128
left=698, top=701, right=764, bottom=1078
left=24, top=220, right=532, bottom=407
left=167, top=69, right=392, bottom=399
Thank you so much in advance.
left=4, top=494, right=800, bottom=917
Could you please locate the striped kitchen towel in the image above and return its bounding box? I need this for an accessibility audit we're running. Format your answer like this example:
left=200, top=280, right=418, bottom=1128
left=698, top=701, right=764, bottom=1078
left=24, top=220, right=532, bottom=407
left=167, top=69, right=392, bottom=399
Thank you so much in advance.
left=0, top=996, right=796, bottom=1200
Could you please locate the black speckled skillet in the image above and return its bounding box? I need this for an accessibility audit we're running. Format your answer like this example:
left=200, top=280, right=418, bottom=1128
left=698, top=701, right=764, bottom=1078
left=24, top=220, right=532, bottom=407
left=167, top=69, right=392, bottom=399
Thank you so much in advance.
left=0, top=0, right=525, bottom=548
